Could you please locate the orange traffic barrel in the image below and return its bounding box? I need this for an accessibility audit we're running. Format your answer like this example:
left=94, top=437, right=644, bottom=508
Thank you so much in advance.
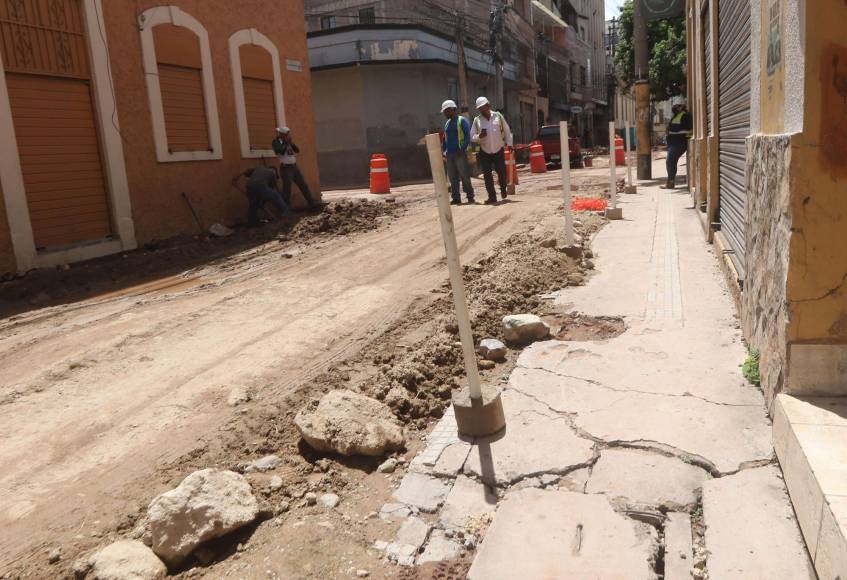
left=614, top=136, right=625, bottom=166
left=504, top=147, right=519, bottom=185
left=529, top=142, right=547, bottom=173
left=370, top=154, right=390, bottom=194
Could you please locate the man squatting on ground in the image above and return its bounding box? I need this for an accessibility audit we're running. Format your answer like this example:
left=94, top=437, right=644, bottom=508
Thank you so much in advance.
left=470, top=96, right=514, bottom=204
left=663, top=102, right=693, bottom=189
left=233, top=165, right=290, bottom=227
left=272, top=127, right=321, bottom=209
left=441, top=99, right=475, bottom=205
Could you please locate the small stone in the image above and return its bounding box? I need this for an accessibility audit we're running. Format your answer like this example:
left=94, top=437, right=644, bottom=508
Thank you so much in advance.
left=377, top=458, right=397, bottom=474
left=478, top=360, right=496, bottom=370
left=89, top=540, right=166, bottom=580
left=209, top=223, right=234, bottom=237
left=244, top=455, right=281, bottom=473
left=268, top=476, right=283, bottom=491
left=305, top=492, right=318, bottom=506
left=276, top=501, right=290, bottom=514
left=478, top=338, right=507, bottom=362
left=320, top=493, right=340, bottom=509
left=47, top=548, right=61, bottom=564
left=502, top=314, right=550, bottom=344
left=356, top=571, right=370, bottom=578
left=464, top=536, right=477, bottom=550
left=373, top=540, right=389, bottom=551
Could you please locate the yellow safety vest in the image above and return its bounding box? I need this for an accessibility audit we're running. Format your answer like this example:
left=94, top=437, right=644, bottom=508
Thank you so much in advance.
left=445, top=117, right=466, bottom=148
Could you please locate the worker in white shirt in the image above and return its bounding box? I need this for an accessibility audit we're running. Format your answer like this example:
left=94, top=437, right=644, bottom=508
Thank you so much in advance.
left=470, top=96, right=513, bottom=204
left=272, top=127, right=321, bottom=210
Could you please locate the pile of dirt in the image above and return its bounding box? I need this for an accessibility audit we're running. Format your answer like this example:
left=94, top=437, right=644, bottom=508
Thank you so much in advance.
left=284, top=199, right=401, bottom=238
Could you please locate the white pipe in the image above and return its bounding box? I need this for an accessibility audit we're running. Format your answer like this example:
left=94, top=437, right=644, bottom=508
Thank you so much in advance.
left=560, top=121, right=574, bottom=245
left=425, top=133, right=483, bottom=400
left=624, top=120, right=633, bottom=187
left=609, top=121, right=618, bottom=210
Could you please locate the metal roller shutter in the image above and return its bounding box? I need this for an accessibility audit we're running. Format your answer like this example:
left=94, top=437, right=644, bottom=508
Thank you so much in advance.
left=717, top=0, right=751, bottom=280
left=243, top=77, right=276, bottom=151
left=158, top=64, right=210, bottom=153
left=704, top=3, right=711, bottom=135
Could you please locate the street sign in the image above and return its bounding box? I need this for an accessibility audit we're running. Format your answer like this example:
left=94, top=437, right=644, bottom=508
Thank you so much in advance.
left=641, top=0, right=684, bottom=20
left=570, top=106, right=583, bottom=114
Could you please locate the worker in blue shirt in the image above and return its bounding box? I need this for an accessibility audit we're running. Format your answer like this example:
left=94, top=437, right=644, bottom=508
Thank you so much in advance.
left=441, top=100, right=475, bottom=205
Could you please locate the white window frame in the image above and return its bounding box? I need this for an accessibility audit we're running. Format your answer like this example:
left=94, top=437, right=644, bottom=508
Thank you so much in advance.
left=138, top=6, right=222, bottom=163
left=228, top=29, right=286, bottom=159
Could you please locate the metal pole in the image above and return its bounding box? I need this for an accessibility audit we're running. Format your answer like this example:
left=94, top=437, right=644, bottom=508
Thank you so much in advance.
left=560, top=121, right=574, bottom=245
left=425, top=133, right=483, bottom=400
left=624, top=120, right=633, bottom=187
left=634, top=0, right=652, bottom=179
left=457, top=15, right=471, bottom=119
left=609, top=121, right=617, bottom=210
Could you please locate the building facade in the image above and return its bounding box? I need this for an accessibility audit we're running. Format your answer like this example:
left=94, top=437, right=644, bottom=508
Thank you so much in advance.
left=687, top=1, right=847, bottom=575
left=0, top=0, right=318, bottom=276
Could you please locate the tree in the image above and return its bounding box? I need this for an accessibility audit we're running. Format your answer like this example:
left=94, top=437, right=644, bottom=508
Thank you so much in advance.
left=613, top=0, right=686, bottom=102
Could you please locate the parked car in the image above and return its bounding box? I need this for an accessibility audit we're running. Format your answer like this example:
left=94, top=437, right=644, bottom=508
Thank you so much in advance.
left=536, top=124, right=583, bottom=168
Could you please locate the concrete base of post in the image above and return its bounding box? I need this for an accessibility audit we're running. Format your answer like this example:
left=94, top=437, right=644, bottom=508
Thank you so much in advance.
left=605, top=207, right=624, bottom=220
left=624, top=185, right=638, bottom=195
left=453, top=385, right=506, bottom=437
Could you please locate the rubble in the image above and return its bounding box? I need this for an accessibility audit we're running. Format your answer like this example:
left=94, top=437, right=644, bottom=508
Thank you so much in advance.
left=418, top=530, right=462, bottom=564
left=226, top=387, right=250, bottom=407
left=88, top=540, right=166, bottom=580
left=502, top=314, right=550, bottom=344
left=391, top=472, right=451, bottom=513
left=147, top=469, right=259, bottom=568
left=294, top=390, right=405, bottom=456
left=477, top=338, right=507, bottom=362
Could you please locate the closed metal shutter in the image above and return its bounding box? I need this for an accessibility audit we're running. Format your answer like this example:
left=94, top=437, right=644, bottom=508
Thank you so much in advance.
left=243, top=78, right=276, bottom=151
left=717, top=0, right=751, bottom=279
left=704, top=3, right=711, bottom=135
left=158, top=64, right=210, bottom=153
left=1, top=0, right=112, bottom=249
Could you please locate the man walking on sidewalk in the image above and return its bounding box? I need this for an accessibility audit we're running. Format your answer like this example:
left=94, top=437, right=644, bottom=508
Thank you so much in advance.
left=441, top=100, right=475, bottom=205
left=272, top=127, right=322, bottom=210
left=470, top=96, right=513, bottom=204
left=662, top=103, right=692, bottom=189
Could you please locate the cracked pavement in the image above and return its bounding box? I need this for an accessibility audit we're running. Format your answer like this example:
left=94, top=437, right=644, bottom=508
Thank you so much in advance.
left=382, top=169, right=815, bottom=579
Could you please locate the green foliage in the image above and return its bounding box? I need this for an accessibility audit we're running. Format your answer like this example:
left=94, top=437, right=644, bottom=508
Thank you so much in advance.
left=613, top=0, right=687, bottom=101
left=742, top=349, right=761, bottom=386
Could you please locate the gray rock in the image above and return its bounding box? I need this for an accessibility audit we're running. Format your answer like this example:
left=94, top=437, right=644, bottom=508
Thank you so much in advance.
left=478, top=338, right=507, bottom=362
left=147, top=469, right=258, bottom=568
left=377, top=458, right=398, bottom=474
left=320, top=493, right=340, bottom=509
left=268, top=476, right=283, bottom=491
left=47, top=548, right=61, bottom=564
left=89, top=540, right=166, bottom=580
left=243, top=455, right=281, bottom=473
left=305, top=492, right=318, bottom=506
left=502, top=314, right=550, bottom=344
left=294, top=390, right=405, bottom=456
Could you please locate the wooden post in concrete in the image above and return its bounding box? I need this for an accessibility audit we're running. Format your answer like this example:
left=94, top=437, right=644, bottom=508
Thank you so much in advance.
left=560, top=121, right=574, bottom=245
left=606, top=121, right=623, bottom=220
left=425, top=133, right=505, bottom=436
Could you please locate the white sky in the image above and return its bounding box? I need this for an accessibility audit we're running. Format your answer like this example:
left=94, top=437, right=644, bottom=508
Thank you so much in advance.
left=605, top=0, right=622, bottom=20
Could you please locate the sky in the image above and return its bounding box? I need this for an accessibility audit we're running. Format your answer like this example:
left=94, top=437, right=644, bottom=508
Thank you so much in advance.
left=605, top=0, right=623, bottom=20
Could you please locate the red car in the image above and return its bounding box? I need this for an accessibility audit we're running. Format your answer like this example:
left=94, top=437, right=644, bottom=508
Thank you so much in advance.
left=536, top=124, right=582, bottom=168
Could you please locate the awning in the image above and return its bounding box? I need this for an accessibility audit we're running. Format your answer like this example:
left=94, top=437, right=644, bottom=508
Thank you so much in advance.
left=532, top=1, right=569, bottom=29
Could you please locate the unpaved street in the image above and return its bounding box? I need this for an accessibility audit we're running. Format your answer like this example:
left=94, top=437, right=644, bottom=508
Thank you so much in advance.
left=0, top=170, right=598, bottom=572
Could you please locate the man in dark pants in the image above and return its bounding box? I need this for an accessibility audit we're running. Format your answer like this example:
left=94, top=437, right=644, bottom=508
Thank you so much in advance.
left=470, top=96, right=513, bottom=204
left=662, top=103, right=693, bottom=189
left=441, top=99, right=475, bottom=205
left=272, top=127, right=322, bottom=209
left=233, top=165, right=290, bottom=227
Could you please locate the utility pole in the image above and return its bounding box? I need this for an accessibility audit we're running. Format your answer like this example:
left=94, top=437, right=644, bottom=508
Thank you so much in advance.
left=634, top=0, right=651, bottom=179
left=489, top=0, right=506, bottom=110
left=456, top=14, right=471, bottom=119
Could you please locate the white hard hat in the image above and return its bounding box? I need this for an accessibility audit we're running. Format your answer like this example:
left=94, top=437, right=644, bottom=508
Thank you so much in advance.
left=276, top=126, right=290, bottom=134
left=441, top=99, right=457, bottom=112
left=475, top=96, right=490, bottom=109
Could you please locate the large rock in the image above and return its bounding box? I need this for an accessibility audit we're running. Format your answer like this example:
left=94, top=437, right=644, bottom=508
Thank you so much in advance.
left=502, top=314, right=550, bottom=344
left=89, top=540, right=166, bottom=580
left=295, top=389, right=405, bottom=456
left=147, top=469, right=259, bottom=568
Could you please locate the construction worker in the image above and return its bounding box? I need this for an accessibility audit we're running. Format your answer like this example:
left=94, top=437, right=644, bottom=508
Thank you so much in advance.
left=272, top=127, right=322, bottom=210
left=662, top=102, right=693, bottom=189
left=441, top=100, right=475, bottom=205
left=470, top=96, right=513, bottom=204
left=232, top=164, right=290, bottom=227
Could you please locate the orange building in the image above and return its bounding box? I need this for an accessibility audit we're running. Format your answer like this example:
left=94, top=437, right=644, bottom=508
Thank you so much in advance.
left=0, top=0, right=319, bottom=276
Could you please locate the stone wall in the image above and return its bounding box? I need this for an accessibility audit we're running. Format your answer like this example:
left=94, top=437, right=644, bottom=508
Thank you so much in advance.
left=743, top=134, right=793, bottom=405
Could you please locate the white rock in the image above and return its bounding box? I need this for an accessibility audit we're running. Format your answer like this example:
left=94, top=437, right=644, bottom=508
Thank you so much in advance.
left=502, top=314, right=550, bottom=344
left=147, top=469, right=258, bottom=568
left=294, top=390, right=405, bottom=456
left=209, top=223, right=234, bottom=237
left=320, top=493, right=340, bottom=509
left=478, top=339, right=507, bottom=362
left=243, top=455, right=281, bottom=473
left=89, top=540, right=166, bottom=580
left=356, top=571, right=370, bottom=578
left=305, top=492, right=318, bottom=506
left=377, top=458, right=398, bottom=474
left=268, top=476, right=283, bottom=491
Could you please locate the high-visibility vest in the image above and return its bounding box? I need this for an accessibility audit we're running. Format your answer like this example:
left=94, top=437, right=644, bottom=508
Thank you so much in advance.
left=668, top=112, right=692, bottom=138
left=445, top=117, right=466, bottom=149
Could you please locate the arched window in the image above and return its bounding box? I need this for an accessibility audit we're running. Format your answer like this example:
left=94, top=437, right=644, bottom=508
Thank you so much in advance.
left=229, top=29, right=286, bottom=159
left=138, top=6, right=222, bottom=162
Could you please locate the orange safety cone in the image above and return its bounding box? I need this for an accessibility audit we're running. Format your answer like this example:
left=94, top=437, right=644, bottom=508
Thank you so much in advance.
left=529, top=142, right=547, bottom=173
left=369, top=154, right=390, bottom=194
left=504, top=147, right=519, bottom=186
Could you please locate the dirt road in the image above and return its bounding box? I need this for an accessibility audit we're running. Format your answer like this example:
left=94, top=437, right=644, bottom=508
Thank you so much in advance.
left=0, top=171, right=595, bottom=571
